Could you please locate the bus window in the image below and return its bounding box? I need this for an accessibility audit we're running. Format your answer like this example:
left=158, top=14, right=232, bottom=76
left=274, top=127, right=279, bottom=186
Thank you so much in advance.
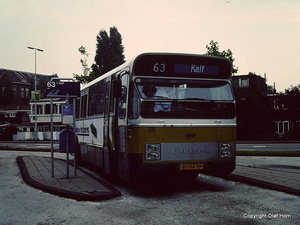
left=88, top=84, right=96, bottom=116
left=88, top=80, right=106, bottom=116
left=76, top=98, right=80, bottom=118
left=129, top=82, right=140, bottom=119
left=135, top=78, right=234, bottom=119
left=80, top=94, right=87, bottom=118
left=135, top=78, right=233, bottom=101
left=95, top=80, right=105, bottom=115
left=118, top=75, right=128, bottom=119
left=104, top=81, right=110, bottom=115
left=110, top=80, right=115, bottom=113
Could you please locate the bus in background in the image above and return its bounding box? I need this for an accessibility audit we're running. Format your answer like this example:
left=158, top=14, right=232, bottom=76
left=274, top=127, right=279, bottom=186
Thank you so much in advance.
left=76, top=53, right=236, bottom=181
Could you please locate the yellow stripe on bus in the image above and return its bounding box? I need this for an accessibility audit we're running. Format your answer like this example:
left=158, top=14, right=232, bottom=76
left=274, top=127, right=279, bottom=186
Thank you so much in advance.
left=127, top=127, right=236, bottom=153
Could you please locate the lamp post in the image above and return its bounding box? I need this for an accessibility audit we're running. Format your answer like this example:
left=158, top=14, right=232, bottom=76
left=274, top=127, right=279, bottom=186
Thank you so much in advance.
left=27, top=46, right=43, bottom=142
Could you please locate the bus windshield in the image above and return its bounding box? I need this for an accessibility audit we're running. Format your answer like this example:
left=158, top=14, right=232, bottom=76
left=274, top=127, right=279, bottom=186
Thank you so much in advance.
left=135, top=78, right=233, bottom=101
left=132, top=78, right=235, bottom=119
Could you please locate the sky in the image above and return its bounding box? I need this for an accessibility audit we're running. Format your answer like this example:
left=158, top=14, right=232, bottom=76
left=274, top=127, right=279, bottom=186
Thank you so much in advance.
left=1, top=0, right=300, bottom=92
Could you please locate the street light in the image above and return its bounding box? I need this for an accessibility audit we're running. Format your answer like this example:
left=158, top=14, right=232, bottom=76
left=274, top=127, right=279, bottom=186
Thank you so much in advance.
left=27, top=46, right=44, bottom=142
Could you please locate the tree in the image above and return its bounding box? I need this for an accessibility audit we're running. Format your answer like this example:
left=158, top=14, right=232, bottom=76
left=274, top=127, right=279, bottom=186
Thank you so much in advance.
left=285, top=84, right=300, bottom=95
left=93, top=26, right=125, bottom=78
left=73, top=46, right=95, bottom=84
left=73, top=26, right=125, bottom=84
left=205, top=40, right=238, bottom=73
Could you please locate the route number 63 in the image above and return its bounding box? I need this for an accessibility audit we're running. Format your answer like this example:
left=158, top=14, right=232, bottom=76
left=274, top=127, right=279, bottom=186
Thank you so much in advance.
left=47, top=81, right=56, bottom=88
left=153, top=63, right=166, bottom=73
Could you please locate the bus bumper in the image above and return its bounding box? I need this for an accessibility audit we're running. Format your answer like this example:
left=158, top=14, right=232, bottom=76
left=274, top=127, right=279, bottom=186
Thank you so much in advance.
left=129, top=154, right=235, bottom=176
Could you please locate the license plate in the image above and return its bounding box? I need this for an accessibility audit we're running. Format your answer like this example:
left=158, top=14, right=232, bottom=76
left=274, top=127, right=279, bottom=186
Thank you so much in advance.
left=180, top=164, right=204, bottom=170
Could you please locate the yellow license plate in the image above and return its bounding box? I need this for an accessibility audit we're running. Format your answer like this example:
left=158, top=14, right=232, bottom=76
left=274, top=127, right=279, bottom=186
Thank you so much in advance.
left=180, top=164, right=204, bottom=170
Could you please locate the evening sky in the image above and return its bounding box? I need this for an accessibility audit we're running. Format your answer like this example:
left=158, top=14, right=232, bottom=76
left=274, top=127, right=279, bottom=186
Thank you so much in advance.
left=1, top=0, right=299, bottom=92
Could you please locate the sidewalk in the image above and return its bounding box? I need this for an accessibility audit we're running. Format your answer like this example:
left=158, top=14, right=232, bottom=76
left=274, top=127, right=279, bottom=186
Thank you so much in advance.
left=17, top=155, right=121, bottom=201
left=228, top=157, right=300, bottom=196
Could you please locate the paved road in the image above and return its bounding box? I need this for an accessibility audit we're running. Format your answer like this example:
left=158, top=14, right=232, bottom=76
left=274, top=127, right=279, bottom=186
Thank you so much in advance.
left=237, top=143, right=300, bottom=152
left=2, top=141, right=300, bottom=152
left=0, top=141, right=59, bottom=150
left=1, top=150, right=299, bottom=225
left=1, top=141, right=299, bottom=196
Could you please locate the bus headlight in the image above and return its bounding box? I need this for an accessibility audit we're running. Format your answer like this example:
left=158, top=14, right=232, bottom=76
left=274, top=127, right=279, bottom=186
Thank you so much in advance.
left=218, top=142, right=234, bottom=159
left=145, top=144, right=161, bottom=161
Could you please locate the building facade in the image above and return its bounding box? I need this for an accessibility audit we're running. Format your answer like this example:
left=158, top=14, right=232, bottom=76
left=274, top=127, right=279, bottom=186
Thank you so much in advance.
left=232, top=74, right=299, bottom=140
left=0, top=68, right=58, bottom=140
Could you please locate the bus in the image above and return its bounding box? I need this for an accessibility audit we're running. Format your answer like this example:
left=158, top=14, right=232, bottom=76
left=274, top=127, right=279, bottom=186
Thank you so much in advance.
left=76, top=52, right=236, bottom=181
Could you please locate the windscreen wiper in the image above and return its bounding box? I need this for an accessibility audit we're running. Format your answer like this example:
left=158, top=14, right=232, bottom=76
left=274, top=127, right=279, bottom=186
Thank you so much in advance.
left=185, top=98, right=206, bottom=100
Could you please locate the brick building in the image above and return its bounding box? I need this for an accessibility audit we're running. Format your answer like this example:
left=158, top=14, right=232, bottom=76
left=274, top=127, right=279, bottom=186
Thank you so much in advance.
left=0, top=68, right=57, bottom=140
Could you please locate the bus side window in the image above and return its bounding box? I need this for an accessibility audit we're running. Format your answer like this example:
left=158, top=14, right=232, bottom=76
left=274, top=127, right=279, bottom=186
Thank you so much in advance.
left=81, top=94, right=87, bottom=118
left=105, top=81, right=111, bottom=115
left=119, top=75, right=128, bottom=119
left=129, top=82, right=140, bottom=119
left=76, top=98, right=80, bottom=118
left=96, top=80, right=105, bottom=115
left=88, top=84, right=96, bottom=116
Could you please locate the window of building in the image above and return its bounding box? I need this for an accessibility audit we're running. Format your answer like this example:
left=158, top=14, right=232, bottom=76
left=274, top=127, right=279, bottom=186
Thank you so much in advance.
left=12, top=86, right=17, bottom=97
left=21, top=88, right=25, bottom=98
left=25, top=88, right=29, bottom=98
left=239, top=77, right=249, bottom=87
left=274, top=121, right=290, bottom=135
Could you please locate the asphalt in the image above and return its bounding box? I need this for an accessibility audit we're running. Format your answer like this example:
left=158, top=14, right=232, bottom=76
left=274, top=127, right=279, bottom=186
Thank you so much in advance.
left=17, top=154, right=300, bottom=201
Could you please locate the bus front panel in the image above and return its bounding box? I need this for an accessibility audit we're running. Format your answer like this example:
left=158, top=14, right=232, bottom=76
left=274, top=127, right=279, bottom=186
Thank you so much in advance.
left=126, top=126, right=236, bottom=175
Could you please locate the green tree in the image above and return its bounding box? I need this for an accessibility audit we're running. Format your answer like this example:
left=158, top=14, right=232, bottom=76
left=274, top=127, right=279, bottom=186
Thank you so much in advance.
left=73, top=46, right=95, bottom=84
left=205, top=40, right=238, bottom=73
left=93, top=26, right=125, bottom=78
left=73, top=26, right=125, bottom=84
left=285, top=84, right=300, bottom=95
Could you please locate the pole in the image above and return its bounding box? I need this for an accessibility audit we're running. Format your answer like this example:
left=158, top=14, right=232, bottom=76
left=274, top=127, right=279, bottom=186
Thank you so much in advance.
left=27, top=47, right=43, bottom=143
left=50, top=97, right=54, bottom=177
left=66, top=124, right=69, bottom=178
left=73, top=97, right=77, bottom=176
left=66, top=94, right=70, bottom=178
left=34, top=49, right=37, bottom=143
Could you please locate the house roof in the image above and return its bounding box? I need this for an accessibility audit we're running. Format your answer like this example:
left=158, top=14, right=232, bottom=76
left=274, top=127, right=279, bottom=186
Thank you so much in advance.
left=0, top=68, right=58, bottom=112
left=0, top=68, right=57, bottom=85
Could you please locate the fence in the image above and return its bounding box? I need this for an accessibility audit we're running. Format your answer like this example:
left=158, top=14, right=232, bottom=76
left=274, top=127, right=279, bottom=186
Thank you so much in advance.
left=13, top=132, right=60, bottom=141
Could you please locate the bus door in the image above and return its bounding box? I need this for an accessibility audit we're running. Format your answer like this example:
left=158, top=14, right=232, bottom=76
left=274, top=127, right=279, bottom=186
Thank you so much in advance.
left=116, top=74, right=129, bottom=181
left=103, top=79, right=113, bottom=175
left=103, top=76, right=122, bottom=176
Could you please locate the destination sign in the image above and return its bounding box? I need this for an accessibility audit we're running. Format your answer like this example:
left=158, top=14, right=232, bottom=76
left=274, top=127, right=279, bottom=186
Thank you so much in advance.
left=133, top=53, right=232, bottom=79
left=174, top=64, right=219, bottom=75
